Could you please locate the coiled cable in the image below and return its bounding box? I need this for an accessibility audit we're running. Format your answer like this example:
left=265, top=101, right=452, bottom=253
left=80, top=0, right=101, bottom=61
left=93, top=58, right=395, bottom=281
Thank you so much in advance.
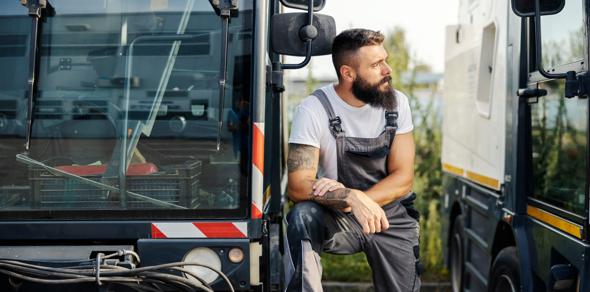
left=0, top=249, right=234, bottom=292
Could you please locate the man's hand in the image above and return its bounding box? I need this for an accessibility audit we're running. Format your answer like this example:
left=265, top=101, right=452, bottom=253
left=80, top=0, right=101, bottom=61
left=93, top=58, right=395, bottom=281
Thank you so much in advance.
left=312, top=178, right=345, bottom=196
left=311, top=178, right=350, bottom=212
left=307, top=179, right=388, bottom=232
left=347, top=190, right=390, bottom=234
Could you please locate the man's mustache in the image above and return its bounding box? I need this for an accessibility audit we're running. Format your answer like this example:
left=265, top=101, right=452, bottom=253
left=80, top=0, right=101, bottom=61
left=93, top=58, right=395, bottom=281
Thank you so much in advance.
left=381, top=76, right=392, bottom=85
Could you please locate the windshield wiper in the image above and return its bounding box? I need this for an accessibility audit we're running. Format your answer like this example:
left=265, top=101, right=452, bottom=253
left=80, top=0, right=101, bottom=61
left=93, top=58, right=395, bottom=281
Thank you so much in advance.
left=209, top=0, right=239, bottom=151
left=16, top=154, right=186, bottom=209
left=22, top=0, right=54, bottom=151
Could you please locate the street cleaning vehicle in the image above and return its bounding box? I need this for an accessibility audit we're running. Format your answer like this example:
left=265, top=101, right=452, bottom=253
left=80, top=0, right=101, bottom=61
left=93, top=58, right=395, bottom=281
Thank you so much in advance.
left=441, top=0, right=590, bottom=291
left=0, top=0, right=334, bottom=290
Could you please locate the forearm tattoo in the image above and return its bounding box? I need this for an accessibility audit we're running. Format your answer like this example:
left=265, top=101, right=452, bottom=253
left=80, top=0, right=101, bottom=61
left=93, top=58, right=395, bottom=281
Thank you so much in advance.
left=288, top=144, right=316, bottom=173
left=310, top=188, right=351, bottom=209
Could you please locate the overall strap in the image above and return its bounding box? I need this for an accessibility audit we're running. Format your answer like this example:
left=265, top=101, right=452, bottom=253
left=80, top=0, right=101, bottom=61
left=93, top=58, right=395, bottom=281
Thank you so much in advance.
left=384, top=111, right=398, bottom=146
left=311, top=89, right=344, bottom=138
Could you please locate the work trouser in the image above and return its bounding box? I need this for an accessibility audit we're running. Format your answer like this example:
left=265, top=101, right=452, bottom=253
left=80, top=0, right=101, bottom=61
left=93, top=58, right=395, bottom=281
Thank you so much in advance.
left=283, top=195, right=421, bottom=292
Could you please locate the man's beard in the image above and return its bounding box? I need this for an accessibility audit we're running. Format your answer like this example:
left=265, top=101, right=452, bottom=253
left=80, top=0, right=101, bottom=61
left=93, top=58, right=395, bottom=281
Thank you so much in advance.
left=351, top=75, right=397, bottom=109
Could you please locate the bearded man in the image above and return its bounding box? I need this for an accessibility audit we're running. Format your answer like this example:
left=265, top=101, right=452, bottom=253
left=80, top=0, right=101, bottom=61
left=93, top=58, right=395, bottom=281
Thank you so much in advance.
left=285, top=29, right=421, bottom=292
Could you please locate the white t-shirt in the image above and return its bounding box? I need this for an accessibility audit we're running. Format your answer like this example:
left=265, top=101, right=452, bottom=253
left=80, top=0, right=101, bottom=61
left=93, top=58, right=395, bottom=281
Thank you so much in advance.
left=289, top=84, right=414, bottom=179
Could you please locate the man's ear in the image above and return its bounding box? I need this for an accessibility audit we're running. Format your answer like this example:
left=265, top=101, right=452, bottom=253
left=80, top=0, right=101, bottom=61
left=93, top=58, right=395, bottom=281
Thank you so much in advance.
left=340, top=65, right=355, bottom=83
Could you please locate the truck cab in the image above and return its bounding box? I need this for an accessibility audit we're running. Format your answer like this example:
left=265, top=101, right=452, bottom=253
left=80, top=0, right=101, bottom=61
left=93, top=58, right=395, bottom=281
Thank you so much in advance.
left=0, top=0, right=334, bottom=291
left=441, top=0, right=590, bottom=291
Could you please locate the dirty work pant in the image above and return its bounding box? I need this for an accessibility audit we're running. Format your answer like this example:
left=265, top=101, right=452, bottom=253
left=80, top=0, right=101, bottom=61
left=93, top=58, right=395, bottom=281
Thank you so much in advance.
left=284, top=199, right=421, bottom=292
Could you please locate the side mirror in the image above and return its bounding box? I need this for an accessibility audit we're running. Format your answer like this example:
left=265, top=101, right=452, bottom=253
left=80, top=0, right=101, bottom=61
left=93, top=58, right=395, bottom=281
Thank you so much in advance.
left=272, top=0, right=335, bottom=70
left=280, top=0, right=326, bottom=12
left=512, top=0, right=588, bottom=99
left=511, top=0, right=564, bottom=17
left=271, top=13, right=335, bottom=57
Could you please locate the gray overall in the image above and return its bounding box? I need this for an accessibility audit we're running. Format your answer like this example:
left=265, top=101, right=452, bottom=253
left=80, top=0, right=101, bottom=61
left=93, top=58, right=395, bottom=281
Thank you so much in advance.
left=284, top=89, right=421, bottom=292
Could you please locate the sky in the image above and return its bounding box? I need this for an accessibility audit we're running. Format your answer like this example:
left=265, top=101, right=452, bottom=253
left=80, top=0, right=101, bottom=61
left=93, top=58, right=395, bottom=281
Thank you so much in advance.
left=285, top=0, right=460, bottom=79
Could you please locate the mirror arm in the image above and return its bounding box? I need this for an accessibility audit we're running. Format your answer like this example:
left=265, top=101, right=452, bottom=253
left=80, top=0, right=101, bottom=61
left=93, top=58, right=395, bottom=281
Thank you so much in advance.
left=533, top=0, right=567, bottom=79
left=281, top=0, right=315, bottom=70
left=281, top=41, right=312, bottom=70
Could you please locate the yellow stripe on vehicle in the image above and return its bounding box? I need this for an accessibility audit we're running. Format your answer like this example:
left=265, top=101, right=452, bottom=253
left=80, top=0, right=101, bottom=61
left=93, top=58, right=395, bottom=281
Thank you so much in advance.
left=442, top=163, right=501, bottom=191
left=527, top=205, right=583, bottom=239
left=466, top=171, right=500, bottom=190
left=442, top=163, right=464, bottom=177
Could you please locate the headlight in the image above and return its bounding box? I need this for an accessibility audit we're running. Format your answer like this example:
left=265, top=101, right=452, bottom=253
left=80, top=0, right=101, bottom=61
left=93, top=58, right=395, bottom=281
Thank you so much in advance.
left=183, top=247, right=222, bottom=284
left=228, top=247, right=244, bottom=263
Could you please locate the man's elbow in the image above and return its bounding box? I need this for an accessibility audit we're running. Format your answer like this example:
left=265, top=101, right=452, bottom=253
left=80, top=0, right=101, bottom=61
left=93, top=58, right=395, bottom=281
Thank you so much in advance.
left=287, top=174, right=315, bottom=202
left=287, top=185, right=308, bottom=203
left=403, top=174, right=414, bottom=194
left=394, top=170, right=413, bottom=196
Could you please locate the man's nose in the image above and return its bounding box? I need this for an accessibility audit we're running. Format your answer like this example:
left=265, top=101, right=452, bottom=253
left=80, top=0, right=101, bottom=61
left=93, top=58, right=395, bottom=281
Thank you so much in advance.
left=382, top=62, right=392, bottom=75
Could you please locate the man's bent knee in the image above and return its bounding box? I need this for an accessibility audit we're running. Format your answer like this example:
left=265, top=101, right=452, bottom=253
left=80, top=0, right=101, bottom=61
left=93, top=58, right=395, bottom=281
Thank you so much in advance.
left=287, top=201, right=324, bottom=227
left=286, top=201, right=325, bottom=246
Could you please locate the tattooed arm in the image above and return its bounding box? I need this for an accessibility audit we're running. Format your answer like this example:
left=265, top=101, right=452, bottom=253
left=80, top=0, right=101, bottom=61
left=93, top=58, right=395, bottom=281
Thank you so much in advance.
left=287, top=143, right=320, bottom=202
left=310, top=188, right=351, bottom=209
left=287, top=143, right=350, bottom=208
left=287, top=143, right=389, bottom=233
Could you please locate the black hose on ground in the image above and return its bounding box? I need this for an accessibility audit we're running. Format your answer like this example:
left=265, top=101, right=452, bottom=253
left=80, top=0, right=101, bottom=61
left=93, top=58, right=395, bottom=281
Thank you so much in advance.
left=0, top=249, right=234, bottom=292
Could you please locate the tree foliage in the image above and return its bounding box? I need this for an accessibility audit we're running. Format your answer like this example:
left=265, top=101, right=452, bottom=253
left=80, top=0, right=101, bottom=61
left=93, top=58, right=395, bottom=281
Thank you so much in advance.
left=381, top=27, right=444, bottom=276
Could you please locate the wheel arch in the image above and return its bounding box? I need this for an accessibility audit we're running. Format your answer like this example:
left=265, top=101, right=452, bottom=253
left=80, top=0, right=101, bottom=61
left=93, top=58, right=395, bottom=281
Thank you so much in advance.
left=490, top=220, right=516, bottom=271
left=447, top=201, right=463, bottom=267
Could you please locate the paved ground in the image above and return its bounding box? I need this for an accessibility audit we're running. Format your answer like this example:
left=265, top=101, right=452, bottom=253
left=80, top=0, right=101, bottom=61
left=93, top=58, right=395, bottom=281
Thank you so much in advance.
left=322, top=281, right=451, bottom=292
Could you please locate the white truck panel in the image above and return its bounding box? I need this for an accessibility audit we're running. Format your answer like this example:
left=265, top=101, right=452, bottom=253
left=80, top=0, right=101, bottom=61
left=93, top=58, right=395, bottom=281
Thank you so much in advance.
left=442, top=0, right=508, bottom=190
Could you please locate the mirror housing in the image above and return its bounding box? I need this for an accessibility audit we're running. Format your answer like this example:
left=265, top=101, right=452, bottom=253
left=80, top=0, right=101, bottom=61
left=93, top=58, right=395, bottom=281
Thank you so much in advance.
left=279, top=0, right=326, bottom=12
left=511, top=0, right=564, bottom=17
left=512, top=0, right=589, bottom=98
left=271, top=13, right=335, bottom=57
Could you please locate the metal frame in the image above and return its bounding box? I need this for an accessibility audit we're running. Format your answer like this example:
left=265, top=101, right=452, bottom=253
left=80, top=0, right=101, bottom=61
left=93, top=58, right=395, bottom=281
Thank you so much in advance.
left=523, top=0, right=590, bottom=240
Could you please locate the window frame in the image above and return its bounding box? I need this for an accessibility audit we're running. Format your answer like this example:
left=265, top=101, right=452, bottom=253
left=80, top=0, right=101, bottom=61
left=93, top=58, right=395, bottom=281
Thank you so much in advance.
left=524, top=0, right=590, bottom=229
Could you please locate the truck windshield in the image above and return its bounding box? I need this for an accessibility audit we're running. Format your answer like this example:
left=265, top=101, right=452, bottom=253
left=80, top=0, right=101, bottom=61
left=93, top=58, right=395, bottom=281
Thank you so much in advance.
left=0, top=0, right=253, bottom=219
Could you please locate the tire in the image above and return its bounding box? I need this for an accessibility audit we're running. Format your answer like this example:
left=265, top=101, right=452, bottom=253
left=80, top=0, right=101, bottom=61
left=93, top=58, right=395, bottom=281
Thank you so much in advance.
left=489, top=247, right=521, bottom=292
left=450, top=215, right=465, bottom=292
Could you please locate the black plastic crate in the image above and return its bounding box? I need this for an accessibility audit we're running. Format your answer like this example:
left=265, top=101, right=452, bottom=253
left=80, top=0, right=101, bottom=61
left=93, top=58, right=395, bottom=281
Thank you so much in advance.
left=29, top=161, right=201, bottom=209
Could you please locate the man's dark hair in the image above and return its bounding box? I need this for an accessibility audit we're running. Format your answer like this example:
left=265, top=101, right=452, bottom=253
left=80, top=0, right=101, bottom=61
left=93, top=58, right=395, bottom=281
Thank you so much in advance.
left=331, top=29, right=385, bottom=80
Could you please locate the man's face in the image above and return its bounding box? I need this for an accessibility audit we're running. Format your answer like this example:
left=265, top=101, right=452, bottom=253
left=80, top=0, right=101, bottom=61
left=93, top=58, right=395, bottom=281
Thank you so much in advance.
left=351, top=45, right=395, bottom=108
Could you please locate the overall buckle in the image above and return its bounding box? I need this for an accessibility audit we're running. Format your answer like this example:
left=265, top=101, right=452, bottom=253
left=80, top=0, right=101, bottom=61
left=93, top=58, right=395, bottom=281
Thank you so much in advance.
left=385, top=111, right=398, bottom=129
left=329, top=116, right=343, bottom=133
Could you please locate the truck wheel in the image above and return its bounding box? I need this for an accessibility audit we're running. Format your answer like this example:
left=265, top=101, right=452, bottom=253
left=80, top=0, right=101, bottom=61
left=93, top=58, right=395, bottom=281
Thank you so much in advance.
left=450, top=215, right=464, bottom=292
left=489, top=247, right=521, bottom=292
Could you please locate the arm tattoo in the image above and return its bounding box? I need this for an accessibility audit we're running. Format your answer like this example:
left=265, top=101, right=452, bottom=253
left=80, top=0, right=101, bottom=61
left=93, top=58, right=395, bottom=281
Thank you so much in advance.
left=310, top=188, right=351, bottom=209
left=288, top=144, right=316, bottom=173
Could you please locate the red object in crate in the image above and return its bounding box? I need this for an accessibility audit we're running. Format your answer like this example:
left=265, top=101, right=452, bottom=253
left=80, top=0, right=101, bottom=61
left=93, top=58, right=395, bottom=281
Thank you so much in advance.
left=56, top=163, right=158, bottom=176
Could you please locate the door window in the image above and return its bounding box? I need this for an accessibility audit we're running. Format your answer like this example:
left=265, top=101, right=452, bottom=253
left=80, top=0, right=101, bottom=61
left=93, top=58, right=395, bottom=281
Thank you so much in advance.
left=530, top=79, right=587, bottom=215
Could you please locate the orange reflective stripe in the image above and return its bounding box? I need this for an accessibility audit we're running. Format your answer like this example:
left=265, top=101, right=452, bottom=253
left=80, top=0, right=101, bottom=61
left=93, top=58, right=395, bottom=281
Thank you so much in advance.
left=252, top=203, right=262, bottom=219
left=253, top=123, right=264, bottom=173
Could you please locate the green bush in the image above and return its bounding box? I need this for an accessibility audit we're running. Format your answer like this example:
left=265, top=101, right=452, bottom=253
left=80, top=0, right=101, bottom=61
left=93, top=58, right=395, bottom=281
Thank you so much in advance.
left=321, top=253, right=372, bottom=282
